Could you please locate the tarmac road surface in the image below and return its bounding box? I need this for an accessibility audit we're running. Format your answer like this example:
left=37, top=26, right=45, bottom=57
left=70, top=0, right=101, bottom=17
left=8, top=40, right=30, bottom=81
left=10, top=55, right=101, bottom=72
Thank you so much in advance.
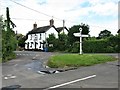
left=2, top=51, right=119, bottom=89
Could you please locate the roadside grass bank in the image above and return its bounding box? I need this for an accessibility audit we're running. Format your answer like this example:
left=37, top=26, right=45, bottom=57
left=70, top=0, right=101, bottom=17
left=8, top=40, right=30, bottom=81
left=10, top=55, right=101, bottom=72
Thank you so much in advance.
left=47, top=54, right=117, bottom=68
left=0, top=58, right=2, bottom=63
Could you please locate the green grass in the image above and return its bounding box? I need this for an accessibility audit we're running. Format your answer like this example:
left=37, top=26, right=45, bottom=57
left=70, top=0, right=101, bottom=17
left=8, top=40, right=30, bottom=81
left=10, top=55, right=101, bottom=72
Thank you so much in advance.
left=0, top=58, right=2, bottom=63
left=47, top=54, right=117, bottom=68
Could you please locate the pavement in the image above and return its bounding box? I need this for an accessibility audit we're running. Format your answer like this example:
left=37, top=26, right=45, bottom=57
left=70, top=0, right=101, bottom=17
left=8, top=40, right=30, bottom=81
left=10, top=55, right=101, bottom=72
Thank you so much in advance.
left=1, top=51, right=119, bottom=89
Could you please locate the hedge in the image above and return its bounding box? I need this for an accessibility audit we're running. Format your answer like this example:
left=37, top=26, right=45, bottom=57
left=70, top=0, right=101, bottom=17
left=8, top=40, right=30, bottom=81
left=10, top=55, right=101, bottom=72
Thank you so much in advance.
left=83, top=39, right=116, bottom=53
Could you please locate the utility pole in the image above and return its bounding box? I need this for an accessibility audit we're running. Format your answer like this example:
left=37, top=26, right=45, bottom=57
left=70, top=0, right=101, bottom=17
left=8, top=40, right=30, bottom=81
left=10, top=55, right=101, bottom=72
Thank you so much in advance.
left=63, top=20, right=65, bottom=34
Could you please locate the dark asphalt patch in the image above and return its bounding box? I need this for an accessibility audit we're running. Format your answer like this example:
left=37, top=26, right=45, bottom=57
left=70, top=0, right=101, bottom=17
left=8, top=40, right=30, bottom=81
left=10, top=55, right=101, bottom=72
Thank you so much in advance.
left=2, top=85, right=21, bottom=90
left=25, top=60, right=61, bottom=74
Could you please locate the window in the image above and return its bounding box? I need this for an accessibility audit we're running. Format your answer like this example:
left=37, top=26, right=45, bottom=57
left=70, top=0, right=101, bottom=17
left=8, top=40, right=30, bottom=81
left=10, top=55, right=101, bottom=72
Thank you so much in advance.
left=30, top=34, right=32, bottom=40
left=34, top=34, right=38, bottom=41
left=39, top=33, right=41, bottom=40
left=30, top=42, right=33, bottom=47
left=39, top=42, right=41, bottom=48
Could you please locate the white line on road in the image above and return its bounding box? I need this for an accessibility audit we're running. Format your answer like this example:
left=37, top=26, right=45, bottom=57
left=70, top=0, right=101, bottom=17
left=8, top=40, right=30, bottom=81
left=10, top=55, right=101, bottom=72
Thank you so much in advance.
left=45, top=74, right=96, bottom=90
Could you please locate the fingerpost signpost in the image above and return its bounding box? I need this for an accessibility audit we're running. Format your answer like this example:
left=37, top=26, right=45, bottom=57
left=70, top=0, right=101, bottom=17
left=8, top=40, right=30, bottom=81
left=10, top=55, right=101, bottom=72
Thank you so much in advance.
left=73, top=28, right=89, bottom=55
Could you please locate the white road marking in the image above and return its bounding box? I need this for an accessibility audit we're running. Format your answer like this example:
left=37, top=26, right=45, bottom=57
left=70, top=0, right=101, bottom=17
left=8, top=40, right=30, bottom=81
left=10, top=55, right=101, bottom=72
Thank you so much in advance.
left=25, top=54, right=28, bottom=56
left=46, top=74, right=96, bottom=89
left=16, top=53, right=37, bottom=56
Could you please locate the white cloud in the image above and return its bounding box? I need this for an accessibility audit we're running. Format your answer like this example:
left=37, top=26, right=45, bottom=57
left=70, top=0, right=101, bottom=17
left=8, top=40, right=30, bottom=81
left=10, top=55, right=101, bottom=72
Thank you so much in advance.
left=89, top=19, right=118, bottom=37
left=1, top=0, right=118, bottom=36
left=90, top=2, right=118, bottom=16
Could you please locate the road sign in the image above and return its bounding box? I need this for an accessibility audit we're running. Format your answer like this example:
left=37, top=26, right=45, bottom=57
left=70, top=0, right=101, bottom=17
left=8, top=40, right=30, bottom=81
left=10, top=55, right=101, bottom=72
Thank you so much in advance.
left=73, top=28, right=89, bottom=54
left=73, top=33, right=89, bottom=37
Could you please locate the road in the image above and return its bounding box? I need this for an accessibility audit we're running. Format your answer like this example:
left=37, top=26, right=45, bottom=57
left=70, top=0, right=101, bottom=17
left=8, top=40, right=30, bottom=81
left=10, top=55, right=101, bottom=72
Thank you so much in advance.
left=2, top=51, right=119, bottom=89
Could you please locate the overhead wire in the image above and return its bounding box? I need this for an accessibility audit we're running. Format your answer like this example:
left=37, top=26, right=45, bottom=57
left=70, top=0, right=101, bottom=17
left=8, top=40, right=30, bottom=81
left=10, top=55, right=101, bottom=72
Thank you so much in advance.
left=11, top=18, right=49, bottom=21
left=1, top=0, right=117, bottom=30
left=9, top=0, right=62, bottom=21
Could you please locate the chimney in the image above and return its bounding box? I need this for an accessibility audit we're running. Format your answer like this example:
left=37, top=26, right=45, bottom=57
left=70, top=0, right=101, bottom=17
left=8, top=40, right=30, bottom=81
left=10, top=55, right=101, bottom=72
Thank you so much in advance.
left=33, top=22, right=37, bottom=29
left=49, top=19, right=54, bottom=26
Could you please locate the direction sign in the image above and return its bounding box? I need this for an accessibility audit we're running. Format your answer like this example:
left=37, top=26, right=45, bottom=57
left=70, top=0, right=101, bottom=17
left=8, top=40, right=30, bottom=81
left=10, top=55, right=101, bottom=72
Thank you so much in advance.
left=73, top=28, right=89, bottom=55
left=73, top=33, right=89, bottom=37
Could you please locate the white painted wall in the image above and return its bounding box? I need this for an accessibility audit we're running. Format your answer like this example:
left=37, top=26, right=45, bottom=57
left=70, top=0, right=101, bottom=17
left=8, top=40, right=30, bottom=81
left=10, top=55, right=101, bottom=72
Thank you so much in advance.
left=25, top=33, right=45, bottom=50
left=46, top=27, right=58, bottom=38
left=60, top=29, right=68, bottom=35
left=25, top=27, right=58, bottom=50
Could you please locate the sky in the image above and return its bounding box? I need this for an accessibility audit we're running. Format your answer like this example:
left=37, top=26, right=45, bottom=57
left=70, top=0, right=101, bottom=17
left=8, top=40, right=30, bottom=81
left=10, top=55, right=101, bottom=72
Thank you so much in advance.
left=0, top=0, right=119, bottom=37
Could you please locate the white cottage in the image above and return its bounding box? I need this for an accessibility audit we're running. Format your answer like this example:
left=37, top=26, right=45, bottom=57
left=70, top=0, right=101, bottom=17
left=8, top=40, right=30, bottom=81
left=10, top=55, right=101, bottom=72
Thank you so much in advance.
left=25, top=19, right=58, bottom=51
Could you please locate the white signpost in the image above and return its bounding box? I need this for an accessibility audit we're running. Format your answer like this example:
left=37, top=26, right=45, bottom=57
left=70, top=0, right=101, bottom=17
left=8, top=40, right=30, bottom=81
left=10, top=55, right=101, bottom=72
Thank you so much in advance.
left=73, top=28, right=89, bottom=55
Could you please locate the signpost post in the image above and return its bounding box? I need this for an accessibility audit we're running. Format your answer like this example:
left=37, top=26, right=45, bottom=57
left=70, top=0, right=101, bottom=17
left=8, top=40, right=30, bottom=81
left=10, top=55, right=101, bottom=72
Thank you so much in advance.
left=79, top=28, right=82, bottom=55
left=73, top=28, right=89, bottom=55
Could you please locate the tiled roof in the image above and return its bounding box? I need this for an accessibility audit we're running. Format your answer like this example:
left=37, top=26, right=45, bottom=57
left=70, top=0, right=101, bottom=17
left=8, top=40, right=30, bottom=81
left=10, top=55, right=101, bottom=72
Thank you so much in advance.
left=56, top=27, right=69, bottom=33
left=117, top=29, right=120, bottom=33
left=27, top=25, right=57, bottom=34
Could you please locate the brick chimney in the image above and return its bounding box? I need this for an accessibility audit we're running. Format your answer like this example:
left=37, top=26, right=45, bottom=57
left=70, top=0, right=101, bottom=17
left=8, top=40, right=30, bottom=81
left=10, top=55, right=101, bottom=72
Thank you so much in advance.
left=33, top=22, right=37, bottom=29
left=49, top=19, right=54, bottom=26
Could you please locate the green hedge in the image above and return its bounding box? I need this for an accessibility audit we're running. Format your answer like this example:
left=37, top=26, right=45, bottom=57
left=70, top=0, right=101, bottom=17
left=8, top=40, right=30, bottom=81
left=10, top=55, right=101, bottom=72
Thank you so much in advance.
left=83, top=39, right=116, bottom=53
left=69, top=38, right=118, bottom=53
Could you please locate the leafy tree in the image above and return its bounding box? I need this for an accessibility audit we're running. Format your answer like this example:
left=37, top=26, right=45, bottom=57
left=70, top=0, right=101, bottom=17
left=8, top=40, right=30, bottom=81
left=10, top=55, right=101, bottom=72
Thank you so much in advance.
left=47, top=33, right=68, bottom=51
left=46, top=33, right=56, bottom=51
left=2, top=7, right=17, bottom=62
left=68, top=23, right=90, bottom=48
left=17, top=34, right=26, bottom=48
left=98, top=29, right=112, bottom=39
left=80, top=23, right=90, bottom=34
left=58, top=33, right=68, bottom=51
left=47, top=33, right=56, bottom=43
left=0, top=15, right=4, bottom=59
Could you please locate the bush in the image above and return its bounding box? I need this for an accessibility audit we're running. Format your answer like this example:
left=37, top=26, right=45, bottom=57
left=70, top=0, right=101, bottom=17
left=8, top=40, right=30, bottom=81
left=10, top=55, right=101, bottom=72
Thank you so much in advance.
left=70, top=42, right=79, bottom=53
left=83, top=39, right=116, bottom=53
left=69, top=38, right=118, bottom=53
left=2, top=52, right=16, bottom=62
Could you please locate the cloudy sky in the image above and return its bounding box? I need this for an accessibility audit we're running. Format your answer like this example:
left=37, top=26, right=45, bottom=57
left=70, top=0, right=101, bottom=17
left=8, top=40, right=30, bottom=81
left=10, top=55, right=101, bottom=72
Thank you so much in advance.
left=1, top=0, right=118, bottom=37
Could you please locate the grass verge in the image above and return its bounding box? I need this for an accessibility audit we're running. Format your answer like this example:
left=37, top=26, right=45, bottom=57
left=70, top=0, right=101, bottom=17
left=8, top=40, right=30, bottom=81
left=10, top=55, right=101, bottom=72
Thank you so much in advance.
left=47, top=54, right=117, bottom=68
left=0, top=58, right=2, bottom=63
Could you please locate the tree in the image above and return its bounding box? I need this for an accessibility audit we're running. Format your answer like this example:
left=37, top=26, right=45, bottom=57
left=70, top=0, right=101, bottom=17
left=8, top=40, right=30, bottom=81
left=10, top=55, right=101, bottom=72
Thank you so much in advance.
left=46, top=33, right=56, bottom=51
left=0, top=15, right=4, bottom=60
left=2, top=7, right=17, bottom=62
left=58, top=33, right=68, bottom=51
left=47, top=33, right=56, bottom=44
left=46, top=33, right=68, bottom=51
left=68, top=23, right=90, bottom=45
left=98, top=29, right=112, bottom=39
left=17, top=34, right=26, bottom=48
